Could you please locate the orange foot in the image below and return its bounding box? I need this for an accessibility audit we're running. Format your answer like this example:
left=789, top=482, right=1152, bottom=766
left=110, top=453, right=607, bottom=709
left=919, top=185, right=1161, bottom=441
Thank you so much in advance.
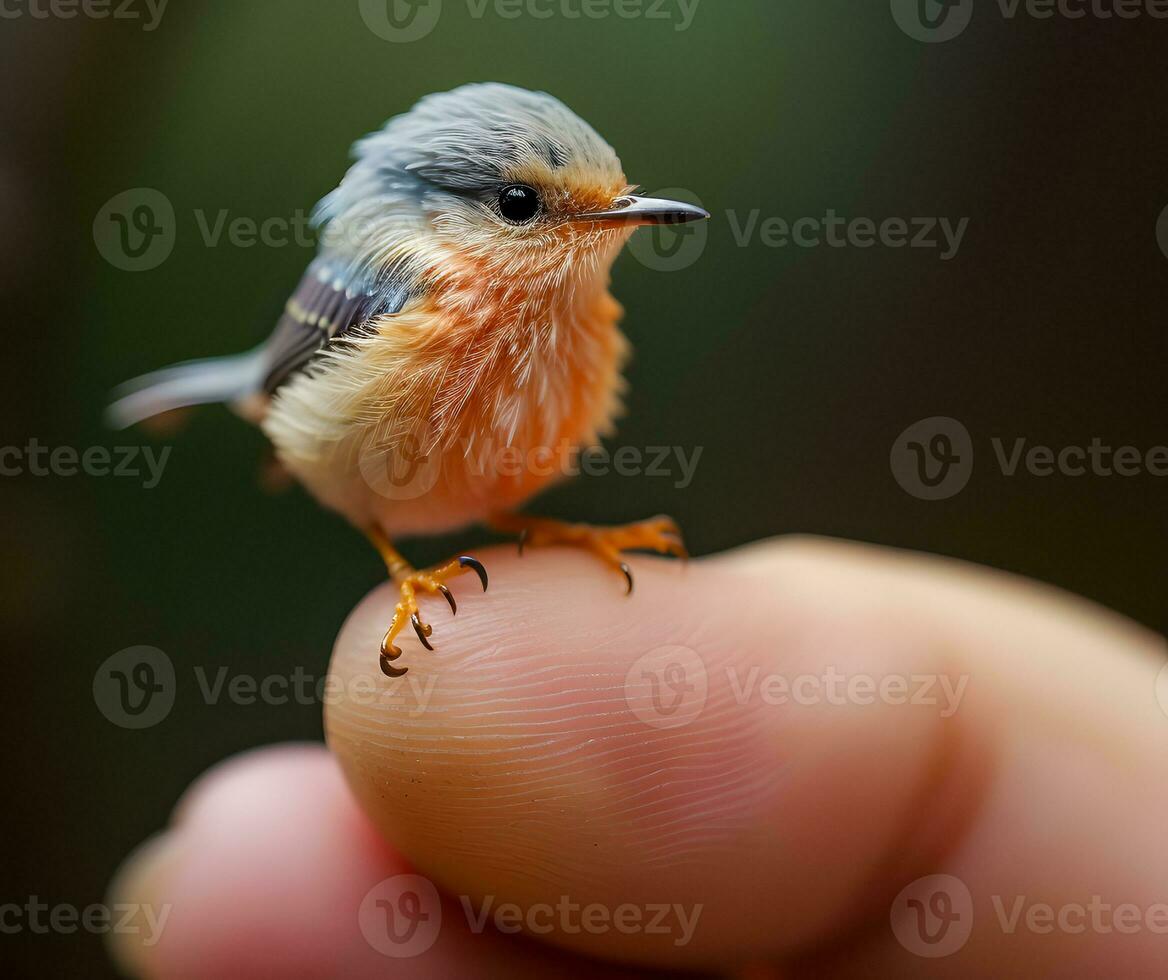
left=366, top=528, right=488, bottom=678
left=491, top=513, right=687, bottom=595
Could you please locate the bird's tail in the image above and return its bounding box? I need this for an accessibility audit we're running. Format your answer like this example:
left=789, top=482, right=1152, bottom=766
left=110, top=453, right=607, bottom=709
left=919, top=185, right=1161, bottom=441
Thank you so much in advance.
left=106, top=348, right=266, bottom=430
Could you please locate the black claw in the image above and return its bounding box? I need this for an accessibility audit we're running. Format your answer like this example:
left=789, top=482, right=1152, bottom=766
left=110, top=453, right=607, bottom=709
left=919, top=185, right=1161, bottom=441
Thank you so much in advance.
left=411, top=613, right=434, bottom=650
left=620, top=562, right=634, bottom=596
left=380, top=652, right=408, bottom=678
left=438, top=583, right=457, bottom=616
left=517, top=528, right=528, bottom=556
left=459, top=555, right=489, bottom=592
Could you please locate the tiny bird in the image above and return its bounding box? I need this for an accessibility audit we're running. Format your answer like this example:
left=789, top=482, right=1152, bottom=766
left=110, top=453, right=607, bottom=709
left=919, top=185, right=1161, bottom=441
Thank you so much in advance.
left=109, top=83, right=708, bottom=678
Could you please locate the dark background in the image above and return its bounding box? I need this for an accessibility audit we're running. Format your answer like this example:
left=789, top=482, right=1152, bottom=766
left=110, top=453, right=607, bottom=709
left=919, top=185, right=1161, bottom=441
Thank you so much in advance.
left=2, top=1, right=1164, bottom=974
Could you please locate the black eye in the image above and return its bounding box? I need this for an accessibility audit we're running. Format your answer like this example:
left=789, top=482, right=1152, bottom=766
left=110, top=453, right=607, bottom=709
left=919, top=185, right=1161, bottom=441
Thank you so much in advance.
left=498, top=184, right=541, bottom=224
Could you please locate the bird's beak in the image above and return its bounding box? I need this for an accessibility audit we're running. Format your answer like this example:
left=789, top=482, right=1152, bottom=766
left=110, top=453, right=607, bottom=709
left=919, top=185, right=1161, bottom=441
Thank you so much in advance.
left=574, top=194, right=710, bottom=226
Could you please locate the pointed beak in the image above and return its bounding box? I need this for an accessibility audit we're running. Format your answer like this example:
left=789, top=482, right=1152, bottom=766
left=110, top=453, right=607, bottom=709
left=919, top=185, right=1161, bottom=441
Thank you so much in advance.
left=574, top=194, right=710, bottom=226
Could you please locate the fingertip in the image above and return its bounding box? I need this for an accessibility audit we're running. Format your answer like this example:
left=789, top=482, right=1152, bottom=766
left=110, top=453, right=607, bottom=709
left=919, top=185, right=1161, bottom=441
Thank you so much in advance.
left=107, top=741, right=639, bottom=978
left=107, top=746, right=340, bottom=977
left=106, top=744, right=399, bottom=978
left=324, top=545, right=956, bottom=966
left=106, top=833, right=188, bottom=979
left=169, top=742, right=339, bottom=829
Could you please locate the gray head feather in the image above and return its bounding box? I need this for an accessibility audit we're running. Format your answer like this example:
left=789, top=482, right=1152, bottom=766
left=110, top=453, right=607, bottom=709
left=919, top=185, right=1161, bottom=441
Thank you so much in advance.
left=314, top=83, right=623, bottom=227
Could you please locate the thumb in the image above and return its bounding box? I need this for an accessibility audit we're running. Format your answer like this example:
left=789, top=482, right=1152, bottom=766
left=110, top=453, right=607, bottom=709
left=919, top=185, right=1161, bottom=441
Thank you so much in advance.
left=325, top=538, right=1012, bottom=968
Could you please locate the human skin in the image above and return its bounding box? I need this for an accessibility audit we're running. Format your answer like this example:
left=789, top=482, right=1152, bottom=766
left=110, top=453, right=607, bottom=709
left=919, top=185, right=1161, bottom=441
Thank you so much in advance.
left=108, top=537, right=1168, bottom=977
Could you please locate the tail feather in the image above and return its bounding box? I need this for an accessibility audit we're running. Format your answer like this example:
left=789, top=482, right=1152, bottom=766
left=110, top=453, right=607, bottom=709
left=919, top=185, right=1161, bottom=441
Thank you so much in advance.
left=106, top=349, right=266, bottom=430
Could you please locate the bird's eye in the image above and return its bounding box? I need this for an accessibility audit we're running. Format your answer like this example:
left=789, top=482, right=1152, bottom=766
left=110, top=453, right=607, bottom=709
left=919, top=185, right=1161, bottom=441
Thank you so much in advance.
left=498, top=184, right=541, bottom=224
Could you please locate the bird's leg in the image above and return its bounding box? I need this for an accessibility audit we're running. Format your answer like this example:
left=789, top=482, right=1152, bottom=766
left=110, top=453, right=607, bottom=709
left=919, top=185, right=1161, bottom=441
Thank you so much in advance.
left=488, top=513, right=687, bottom=595
left=365, top=527, right=488, bottom=679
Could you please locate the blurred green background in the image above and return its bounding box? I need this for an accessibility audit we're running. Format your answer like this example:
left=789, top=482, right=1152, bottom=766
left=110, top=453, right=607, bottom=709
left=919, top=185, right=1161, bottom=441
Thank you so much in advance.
left=2, top=1, right=1165, bottom=973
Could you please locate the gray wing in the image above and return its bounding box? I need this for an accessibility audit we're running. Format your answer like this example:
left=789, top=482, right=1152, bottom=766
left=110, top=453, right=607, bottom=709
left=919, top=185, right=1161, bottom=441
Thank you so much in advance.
left=261, top=256, right=414, bottom=393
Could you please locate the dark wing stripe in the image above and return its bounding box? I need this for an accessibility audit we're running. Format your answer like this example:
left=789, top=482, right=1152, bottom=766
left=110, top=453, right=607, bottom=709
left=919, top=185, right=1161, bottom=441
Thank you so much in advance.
left=264, top=333, right=325, bottom=393
left=260, top=257, right=412, bottom=393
